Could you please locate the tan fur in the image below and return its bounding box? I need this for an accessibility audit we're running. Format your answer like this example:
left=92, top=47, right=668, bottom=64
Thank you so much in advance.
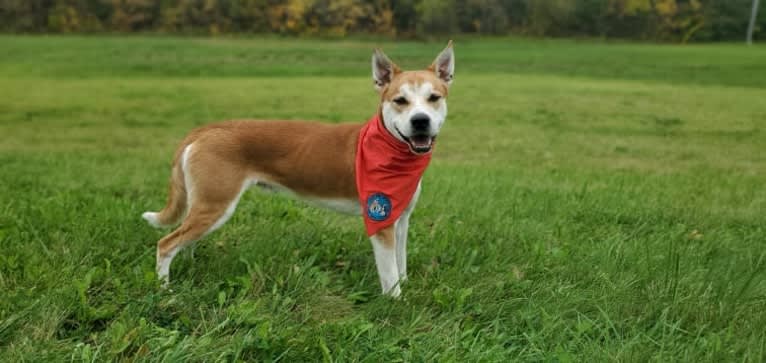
left=156, top=208, right=225, bottom=258
left=381, top=71, right=449, bottom=103
left=153, top=120, right=363, bottom=259
left=374, top=224, right=396, bottom=249
left=192, top=120, right=361, bottom=197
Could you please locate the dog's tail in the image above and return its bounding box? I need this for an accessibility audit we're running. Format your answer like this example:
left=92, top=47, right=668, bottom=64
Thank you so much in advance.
left=142, top=136, right=195, bottom=228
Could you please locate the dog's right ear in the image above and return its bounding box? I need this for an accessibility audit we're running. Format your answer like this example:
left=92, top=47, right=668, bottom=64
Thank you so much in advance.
left=372, top=49, right=401, bottom=92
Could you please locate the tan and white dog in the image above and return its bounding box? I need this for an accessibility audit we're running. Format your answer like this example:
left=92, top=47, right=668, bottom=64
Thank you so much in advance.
left=142, top=42, right=455, bottom=297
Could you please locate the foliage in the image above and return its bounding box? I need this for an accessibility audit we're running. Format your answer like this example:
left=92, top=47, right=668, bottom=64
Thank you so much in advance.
left=0, top=0, right=764, bottom=41
left=0, top=35, right=765, bottom=361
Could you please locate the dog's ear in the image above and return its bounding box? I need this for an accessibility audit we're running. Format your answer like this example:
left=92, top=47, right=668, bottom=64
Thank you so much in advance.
left=429, top=40, right=454, bottom=86
left=372, top=48, right=401, bottom=92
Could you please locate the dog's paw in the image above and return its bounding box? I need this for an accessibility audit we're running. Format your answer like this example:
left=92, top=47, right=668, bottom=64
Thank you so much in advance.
left=384, top=286, right=402, bottom=299
left=142, top=211, right=163, bottom=228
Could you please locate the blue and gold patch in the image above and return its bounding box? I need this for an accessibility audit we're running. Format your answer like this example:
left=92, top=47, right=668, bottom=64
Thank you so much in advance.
left=366, top=193, right=391, bottom=221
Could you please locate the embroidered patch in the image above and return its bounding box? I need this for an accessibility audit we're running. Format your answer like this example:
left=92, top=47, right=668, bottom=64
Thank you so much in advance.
left=366, top=193, right=391, bottom=221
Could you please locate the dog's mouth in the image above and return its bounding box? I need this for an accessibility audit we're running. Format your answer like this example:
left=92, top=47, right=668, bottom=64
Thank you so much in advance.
left=405, top=134, right=435, bottom=154
left=395, top=127, right=435, bottom=155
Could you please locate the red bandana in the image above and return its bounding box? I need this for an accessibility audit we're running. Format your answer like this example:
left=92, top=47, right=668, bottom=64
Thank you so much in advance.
left=356, top=114, right=433, bottom=236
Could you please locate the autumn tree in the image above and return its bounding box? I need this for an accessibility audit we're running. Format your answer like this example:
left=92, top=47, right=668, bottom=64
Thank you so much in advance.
left=0, top=0, right=762, bottom=41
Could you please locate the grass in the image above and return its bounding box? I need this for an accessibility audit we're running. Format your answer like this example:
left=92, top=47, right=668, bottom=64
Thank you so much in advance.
left=0, top=35, right=764, bottom=361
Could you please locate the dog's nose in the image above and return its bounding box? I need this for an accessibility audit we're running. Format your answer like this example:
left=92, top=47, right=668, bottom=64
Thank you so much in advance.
left=410, top=113, right=430, bottom=132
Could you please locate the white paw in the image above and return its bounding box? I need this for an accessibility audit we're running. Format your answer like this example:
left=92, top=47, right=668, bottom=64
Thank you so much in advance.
left=384, top=285, right=402, bottom=299
left=157, top=271, right=170, bottom=289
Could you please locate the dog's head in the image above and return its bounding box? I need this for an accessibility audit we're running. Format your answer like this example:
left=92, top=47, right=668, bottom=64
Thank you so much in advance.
left=372, top=41, right=454, bottom=155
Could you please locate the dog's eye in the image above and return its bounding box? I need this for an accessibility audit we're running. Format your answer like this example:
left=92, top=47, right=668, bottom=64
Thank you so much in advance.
left=393, top=97, right=409, bottom=106
left=428, top=94, right=442, bottom=103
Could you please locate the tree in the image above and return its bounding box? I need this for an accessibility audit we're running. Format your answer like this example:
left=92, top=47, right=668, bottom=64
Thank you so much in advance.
left=526, top=0, right=577, bottom=36
left=457, top=0, right=510, bottom=34
left=110, top=0, right=158, bottom=32
left=0, top=0, right=763, bottom=41
left=416, top=0, right=459, bottom=35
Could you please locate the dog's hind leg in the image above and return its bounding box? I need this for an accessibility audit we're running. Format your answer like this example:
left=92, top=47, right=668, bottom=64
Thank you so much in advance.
left=154, top=144, right=250, bottom=285
left=155, top=208, right=227, bottom=284
left=155, top=184, right=248, bottom=284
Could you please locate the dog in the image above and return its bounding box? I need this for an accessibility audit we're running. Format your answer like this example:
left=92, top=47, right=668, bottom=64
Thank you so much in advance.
left=142, top=42, right=455, bottom=298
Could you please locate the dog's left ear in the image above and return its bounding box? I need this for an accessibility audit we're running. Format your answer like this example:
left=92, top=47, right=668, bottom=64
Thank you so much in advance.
left=429, top=40, right=455, bottom=86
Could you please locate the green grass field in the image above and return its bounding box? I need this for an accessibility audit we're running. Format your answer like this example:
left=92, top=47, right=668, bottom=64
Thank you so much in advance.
left=1, top=35, right=765, bottom=361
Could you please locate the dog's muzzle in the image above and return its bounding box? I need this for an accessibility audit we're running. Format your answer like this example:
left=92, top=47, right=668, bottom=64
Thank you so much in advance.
left=396, top=126, right=435, bottom=155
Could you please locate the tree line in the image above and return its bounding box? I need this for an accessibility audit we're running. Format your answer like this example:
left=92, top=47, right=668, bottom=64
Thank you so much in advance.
left=0, top=0, right=762, bottom=42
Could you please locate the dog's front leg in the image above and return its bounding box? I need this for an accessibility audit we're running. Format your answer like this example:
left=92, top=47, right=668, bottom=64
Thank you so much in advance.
left=395, top=182, right=421, bottom=282
left=396, top=212, right=410, bottom=282
left=370, top=225, right=401, bottom=298
left=394, top=214, right=410, bottom=283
